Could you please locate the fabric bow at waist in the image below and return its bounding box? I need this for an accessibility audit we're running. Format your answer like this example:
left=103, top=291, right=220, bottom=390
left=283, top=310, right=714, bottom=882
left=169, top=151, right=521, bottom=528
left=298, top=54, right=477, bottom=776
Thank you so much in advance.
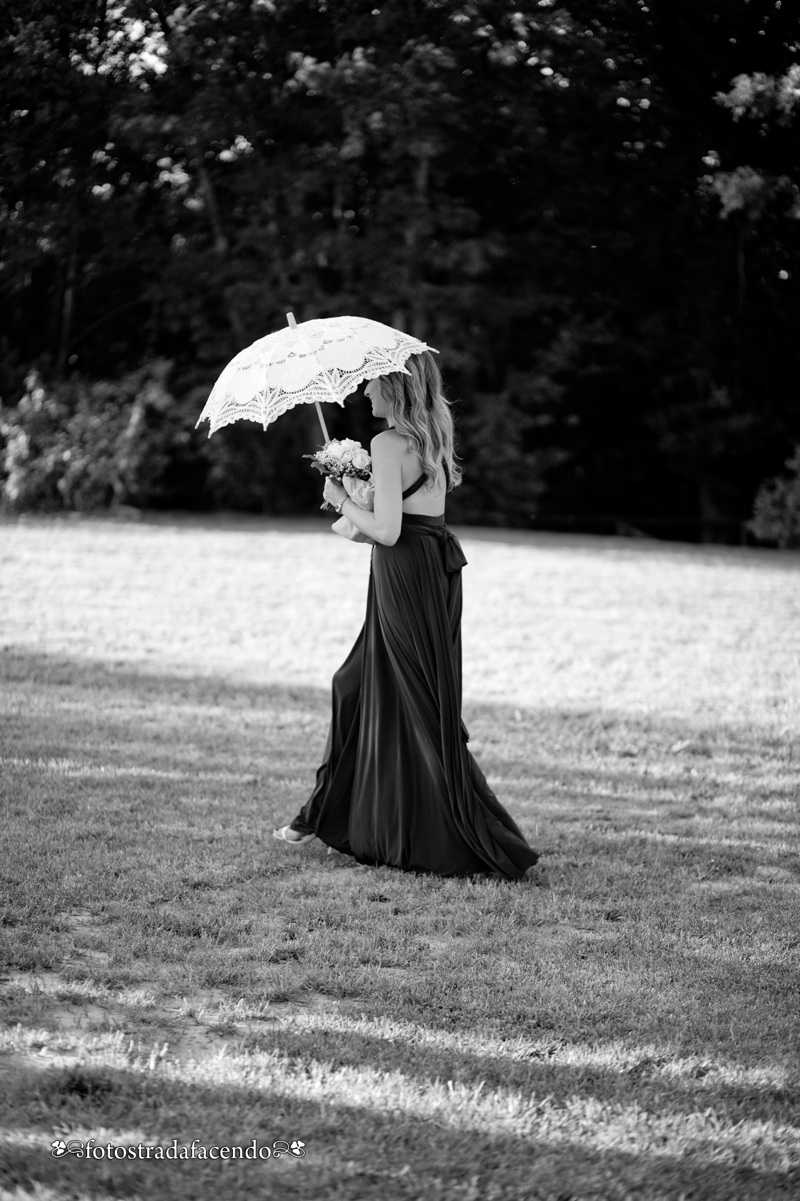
left=402, top=516, right=468, bottom=573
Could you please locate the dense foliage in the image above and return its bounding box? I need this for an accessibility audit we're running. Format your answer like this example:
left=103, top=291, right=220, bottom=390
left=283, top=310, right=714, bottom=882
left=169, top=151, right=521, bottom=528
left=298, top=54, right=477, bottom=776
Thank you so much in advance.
left=1, top=0, right=799, bottom=538
left=749, top=444, right=800, bottom=547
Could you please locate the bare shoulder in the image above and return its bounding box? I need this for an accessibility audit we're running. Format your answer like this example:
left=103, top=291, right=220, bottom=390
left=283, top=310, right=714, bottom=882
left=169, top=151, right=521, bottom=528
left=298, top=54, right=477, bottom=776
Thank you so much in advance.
left=371, top=429, right=407, bottom=460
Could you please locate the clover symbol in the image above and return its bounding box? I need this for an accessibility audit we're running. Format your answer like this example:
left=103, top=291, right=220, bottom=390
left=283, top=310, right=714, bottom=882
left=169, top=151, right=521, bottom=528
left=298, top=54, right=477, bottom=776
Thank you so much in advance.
left=51, top=1140, right=68, bottom=1157
left=289, top=1140, right=306, bottom=1156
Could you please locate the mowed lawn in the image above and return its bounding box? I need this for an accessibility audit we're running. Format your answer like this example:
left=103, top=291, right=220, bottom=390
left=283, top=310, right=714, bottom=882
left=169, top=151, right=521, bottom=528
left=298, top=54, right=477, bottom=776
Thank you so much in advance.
left=1, top=513, right=799, bottom=1201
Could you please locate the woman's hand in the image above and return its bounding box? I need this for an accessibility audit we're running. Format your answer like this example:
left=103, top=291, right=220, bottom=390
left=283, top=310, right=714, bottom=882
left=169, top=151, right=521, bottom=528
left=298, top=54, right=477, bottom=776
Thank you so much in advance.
left=323, top=477, right=347, bottom=509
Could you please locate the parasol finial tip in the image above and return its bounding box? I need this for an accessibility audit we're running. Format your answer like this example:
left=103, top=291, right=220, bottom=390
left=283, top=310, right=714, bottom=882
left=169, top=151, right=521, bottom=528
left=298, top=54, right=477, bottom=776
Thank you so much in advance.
left=286, top=312, right=297, bottom=328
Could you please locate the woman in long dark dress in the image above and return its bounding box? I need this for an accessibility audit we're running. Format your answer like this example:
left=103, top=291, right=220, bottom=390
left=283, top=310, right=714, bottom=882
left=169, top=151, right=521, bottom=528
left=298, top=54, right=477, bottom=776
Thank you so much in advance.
left=273, top=351, right=538, bottom=879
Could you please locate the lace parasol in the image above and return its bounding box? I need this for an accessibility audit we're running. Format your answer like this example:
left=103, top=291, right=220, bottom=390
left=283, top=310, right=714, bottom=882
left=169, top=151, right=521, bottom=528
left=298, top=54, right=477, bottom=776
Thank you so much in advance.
left=196, top=313, right=436, bottom=440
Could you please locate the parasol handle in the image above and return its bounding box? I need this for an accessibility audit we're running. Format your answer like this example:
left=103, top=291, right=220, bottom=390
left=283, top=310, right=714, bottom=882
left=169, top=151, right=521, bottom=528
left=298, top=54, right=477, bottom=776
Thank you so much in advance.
left=314, top=403, right=330, bottom=442
left=286, top=310, right=330, bottom=442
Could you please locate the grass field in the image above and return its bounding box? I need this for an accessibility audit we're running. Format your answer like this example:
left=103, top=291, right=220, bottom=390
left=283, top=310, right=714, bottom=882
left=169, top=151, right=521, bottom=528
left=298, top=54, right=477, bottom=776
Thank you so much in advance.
left=1, top=513, right=799, bottom=1201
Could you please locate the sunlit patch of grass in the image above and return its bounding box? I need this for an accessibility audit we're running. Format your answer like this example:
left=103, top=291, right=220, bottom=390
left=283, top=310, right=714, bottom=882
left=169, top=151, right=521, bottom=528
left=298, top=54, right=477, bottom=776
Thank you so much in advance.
left=1, top=516, right=799, bottom=1198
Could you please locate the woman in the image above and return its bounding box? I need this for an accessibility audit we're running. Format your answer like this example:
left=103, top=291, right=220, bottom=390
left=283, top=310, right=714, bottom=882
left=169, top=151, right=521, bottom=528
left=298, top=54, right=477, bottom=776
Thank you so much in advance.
left=273, top=351, right=538, bottom=879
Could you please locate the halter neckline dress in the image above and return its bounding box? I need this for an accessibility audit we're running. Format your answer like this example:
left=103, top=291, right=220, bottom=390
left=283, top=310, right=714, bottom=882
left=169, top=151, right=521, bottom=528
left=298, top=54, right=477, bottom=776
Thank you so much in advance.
left=289, top=473, right=539, bottom=878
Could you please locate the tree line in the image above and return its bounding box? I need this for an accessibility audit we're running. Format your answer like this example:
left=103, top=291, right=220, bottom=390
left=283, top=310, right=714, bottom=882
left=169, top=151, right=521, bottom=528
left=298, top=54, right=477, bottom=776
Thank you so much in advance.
left=2, top=0, right=799, bottom=542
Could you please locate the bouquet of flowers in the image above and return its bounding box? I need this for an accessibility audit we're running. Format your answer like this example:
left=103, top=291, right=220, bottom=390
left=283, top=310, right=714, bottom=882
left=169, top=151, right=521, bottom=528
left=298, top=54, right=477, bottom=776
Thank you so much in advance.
left=304, top=438, right=375, bottom=542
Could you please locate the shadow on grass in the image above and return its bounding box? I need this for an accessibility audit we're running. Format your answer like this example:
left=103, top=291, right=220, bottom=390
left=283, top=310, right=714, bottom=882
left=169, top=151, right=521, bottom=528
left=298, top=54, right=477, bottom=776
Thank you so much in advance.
left=0, top=1059, right=796, bottom=1201
left=2, top=970, right=795, bottom=1127
left=2, top=645, right=797, bottom=918
left=2, top=645, right=795, bottom=779
left=2, top=647, right=799, bottom=1198
left=2, top=645, right=796, bottom=891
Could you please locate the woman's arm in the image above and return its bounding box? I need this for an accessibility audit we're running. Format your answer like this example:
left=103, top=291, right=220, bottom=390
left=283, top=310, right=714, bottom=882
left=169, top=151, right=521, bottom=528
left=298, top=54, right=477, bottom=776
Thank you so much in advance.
left=323, top=432, right=403, bottom=546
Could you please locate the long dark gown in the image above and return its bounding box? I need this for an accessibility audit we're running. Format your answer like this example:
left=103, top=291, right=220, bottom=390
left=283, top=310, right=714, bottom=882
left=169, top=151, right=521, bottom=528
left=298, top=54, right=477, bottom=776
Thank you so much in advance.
left=290, top=477, right=539, bottom=879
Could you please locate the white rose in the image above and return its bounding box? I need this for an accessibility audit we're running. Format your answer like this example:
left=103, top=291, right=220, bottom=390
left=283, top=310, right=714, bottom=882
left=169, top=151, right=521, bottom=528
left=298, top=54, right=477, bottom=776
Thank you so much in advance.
left=351, top=448, right=371, bottom=471
left=324, top=440, right=346, bottom=460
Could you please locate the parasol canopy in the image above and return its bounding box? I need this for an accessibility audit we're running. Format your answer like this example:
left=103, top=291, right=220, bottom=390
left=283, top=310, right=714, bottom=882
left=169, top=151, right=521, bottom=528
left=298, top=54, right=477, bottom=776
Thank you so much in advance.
left=196, top=313, right=436, bottom=440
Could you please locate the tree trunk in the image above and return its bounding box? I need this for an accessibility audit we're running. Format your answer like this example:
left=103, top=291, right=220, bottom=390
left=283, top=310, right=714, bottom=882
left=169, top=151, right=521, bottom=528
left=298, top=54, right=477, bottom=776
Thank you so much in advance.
left=56, top=236, right=79, bottom=377
left=697, top=475, right=726, bottom=544
left=405, top=141, right=432, bottom=339
left=197, top=161, right=246, bottom=346
left=733, top=221, right=747, bottom=405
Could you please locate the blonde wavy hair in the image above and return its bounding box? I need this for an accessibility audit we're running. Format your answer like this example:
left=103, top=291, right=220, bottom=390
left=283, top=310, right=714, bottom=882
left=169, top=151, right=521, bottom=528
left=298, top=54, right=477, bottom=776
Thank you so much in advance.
left=378, top=351, right=462, bottom=490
